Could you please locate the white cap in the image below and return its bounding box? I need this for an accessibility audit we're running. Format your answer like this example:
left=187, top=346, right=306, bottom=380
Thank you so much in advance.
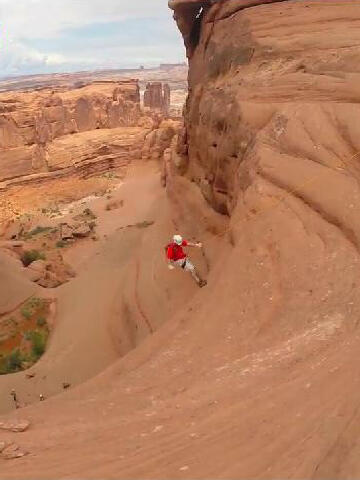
left=173, top=234, right=183, bottom=245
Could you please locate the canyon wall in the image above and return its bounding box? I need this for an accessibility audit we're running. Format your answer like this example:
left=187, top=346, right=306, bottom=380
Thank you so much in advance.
left=0, top=81, right=143, bottom=186
left=169, top=0, right=360, bottom=397
left=170, top=0, right=360, bottom=216
left=162, top=3, right=360, bottom=474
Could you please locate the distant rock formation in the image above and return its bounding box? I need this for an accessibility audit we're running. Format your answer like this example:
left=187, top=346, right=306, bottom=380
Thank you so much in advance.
left=0, top=81, right=147, bottom=187
left=143, top=82, right=171, bottom=114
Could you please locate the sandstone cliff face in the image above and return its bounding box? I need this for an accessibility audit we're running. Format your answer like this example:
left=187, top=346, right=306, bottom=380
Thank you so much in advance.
left=171, top=0, right=360, bottom=217
left=0, top=81, right=141, bottom=184
left=153, top=1, right=360, bottom=474
left=168, top=3, right=360, bottom=475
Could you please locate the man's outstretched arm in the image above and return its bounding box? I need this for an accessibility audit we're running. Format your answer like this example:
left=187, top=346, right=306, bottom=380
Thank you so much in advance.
left=184, top=241, right=203, bottom=248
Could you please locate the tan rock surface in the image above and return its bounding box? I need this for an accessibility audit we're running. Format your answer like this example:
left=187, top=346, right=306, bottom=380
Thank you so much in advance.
left=0, top=250, right=36, bottom=315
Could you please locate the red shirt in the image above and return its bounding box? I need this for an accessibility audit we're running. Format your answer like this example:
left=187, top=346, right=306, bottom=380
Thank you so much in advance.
left=167, top=240, right=188, bottom=261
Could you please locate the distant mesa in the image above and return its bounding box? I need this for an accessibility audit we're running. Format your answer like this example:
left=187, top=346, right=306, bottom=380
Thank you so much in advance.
left=159, top=62, right=187, bottom=70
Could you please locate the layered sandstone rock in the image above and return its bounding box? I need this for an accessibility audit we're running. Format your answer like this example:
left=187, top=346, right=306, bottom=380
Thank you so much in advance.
left=0, top=81, right=142, bottom=185
left=171, top=0, right=360, bottom=217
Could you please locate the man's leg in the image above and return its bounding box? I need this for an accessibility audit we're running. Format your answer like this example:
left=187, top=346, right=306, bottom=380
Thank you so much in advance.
left=184, top=259, right=206, bottom=287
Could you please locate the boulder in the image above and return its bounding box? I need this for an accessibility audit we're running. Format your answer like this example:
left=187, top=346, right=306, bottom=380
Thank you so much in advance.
left=72, top=222, right=92, bottom=238
left=59, top=223, right=74, bottom=241
left=24, top=259, right=47, bottom=282
left=2, top=443, right=28, bottom=460
left=0, top=420, right=30, bottom=432
left=37, top=271, right=62, bottom=289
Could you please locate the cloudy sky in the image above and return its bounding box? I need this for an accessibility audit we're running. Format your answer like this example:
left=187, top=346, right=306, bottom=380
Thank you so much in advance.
left=0, top=0, right=185, bottom=77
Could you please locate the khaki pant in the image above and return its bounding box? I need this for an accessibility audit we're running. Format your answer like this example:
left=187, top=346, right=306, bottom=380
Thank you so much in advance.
left=172, top=258, right=202, bottom=284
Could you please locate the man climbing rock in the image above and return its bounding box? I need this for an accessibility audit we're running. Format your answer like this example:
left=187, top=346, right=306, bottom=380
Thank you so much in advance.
left=166, top=234, right=207, bottom=287
left=10, top=389, right=19, bottom=409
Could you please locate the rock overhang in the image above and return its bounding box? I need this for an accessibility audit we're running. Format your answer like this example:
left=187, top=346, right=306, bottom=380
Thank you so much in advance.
left=169, top=0, right=292, bottom=57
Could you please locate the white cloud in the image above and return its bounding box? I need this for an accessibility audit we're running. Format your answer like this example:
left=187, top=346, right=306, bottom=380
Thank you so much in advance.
left=0, top=0, right=184, bottom=76
left=0, top=0, right=171, bottom=38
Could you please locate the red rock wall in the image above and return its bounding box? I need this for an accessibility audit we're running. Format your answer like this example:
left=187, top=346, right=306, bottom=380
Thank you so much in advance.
left=0, top=81, right=142, bottom=183
left=173, top=0, right=360, bottom=218
left=170, top=0, right=360, bottom=383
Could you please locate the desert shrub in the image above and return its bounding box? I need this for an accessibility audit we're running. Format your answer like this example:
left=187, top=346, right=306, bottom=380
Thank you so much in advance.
left=21, top=297, right=45, bottom=319
left=21, top=306, right=32, bottom=320
left=56, top=240, right=66, bottom=248
left=29, top=330, right=48, bottom=358
left=0, top=350, right=23, bottom=374
left=24, top=226, right=52, bottom=239
left=36, top=317, right=46, bottom=328
left=21, top=249, right=46, bottom=266
left=28, top=297, right=43, bottom=308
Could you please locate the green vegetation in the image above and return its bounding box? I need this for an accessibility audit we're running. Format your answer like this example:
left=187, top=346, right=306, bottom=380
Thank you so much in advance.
left=21, top=306, right=32, bottom=320
left=56, top=240, right=66, bottom=248
left=0, top=297, right=50, bottom=375
left=21, top=297, right=45, bottom=320
left=0, top=349, right=23, bottom=374
left=26, top=330, right=48, bottom=358
left=21, top=249, right=46, bottom=267
left=0, top=328, right=49, bottom=375
left=23, top=225, right=53, bottom=239
left=36, top=317, right=46, bottom=327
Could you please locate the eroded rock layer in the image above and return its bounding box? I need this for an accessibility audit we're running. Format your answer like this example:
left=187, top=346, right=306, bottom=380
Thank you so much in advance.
left=0, top=81, right=142, bottom=184
left=173, top=0, right=360, bottom=219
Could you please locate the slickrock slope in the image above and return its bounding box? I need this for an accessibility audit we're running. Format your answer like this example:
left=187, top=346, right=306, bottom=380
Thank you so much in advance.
left=0, top=81, right=142, bottom=185
left=0, top=249, right=36, bottom=316
left=2, top=1, right=360, bottom=479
